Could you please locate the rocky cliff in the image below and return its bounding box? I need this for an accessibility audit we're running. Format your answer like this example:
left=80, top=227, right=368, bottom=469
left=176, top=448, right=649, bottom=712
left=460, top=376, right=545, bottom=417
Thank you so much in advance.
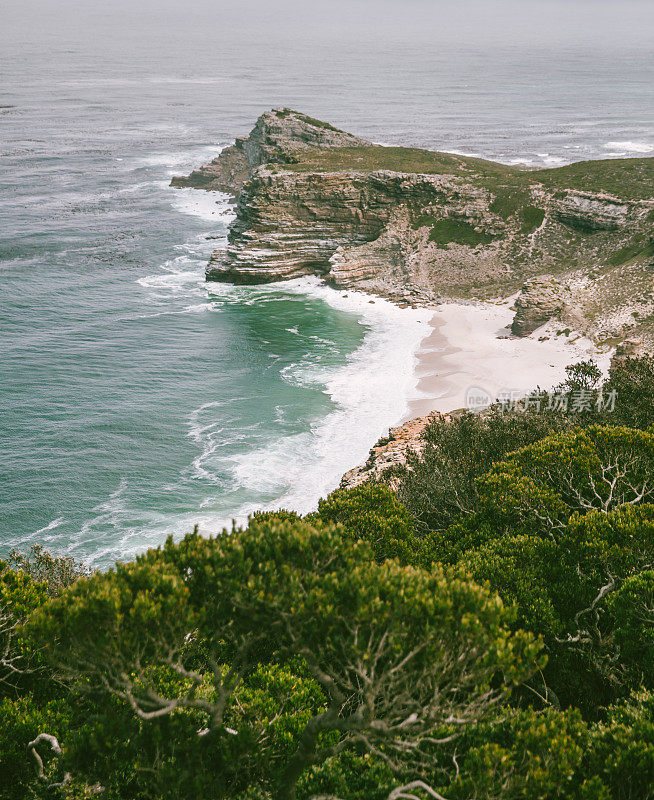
left=339, top=413, right=440, bottom=490
left=173, top=109, right=654, bottom=347
left=171, top=108, right=369, bottom=195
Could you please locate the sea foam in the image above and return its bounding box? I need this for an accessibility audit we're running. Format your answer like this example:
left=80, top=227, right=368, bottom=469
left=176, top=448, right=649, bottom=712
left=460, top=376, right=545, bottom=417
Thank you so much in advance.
left=604, top=140, right=654, bottom=154
left=137, top=173, right=433, bottom=532
left=64, top=178, right=432, bottom=563
left=221, top=278, right=432, bottom=520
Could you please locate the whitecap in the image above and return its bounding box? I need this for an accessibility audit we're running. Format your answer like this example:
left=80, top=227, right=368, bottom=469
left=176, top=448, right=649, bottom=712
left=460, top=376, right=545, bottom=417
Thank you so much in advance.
left=445, top=148, right=484, bottom=158
left=28, top=517, right=66, bottom=538
left=129, top=145, right=221, bottom=172
left=604, top=140, right=654, bottom=154
left=170, top=188, right=235, bottom=222
left=137, top=267, right=202, bottom=291
left=541, top=155, right=566, bottom=166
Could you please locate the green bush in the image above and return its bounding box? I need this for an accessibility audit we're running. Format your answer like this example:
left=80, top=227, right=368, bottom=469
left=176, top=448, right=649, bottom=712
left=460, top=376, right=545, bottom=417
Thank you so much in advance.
left=603, top=354, right=654, bottom=429
left=27, top=518, right=540, bottom=799
left=470, top=425, right=654, bottom=540
left=4, top=357, right=653, bottom=798
left=393, top=407, right=571, bottom=533
left=315, top=483, right=421, bottom=565
left=447, top=708, right=589, bottom=800
left=609, top=570, right=654, bottom=683
left=414, top=216, right=496, bottom=248
left=583, top=691, right=654, bottom=800
left=521, top=204, right=546, bottom=233
left=452, top=504, right=654, bottom=710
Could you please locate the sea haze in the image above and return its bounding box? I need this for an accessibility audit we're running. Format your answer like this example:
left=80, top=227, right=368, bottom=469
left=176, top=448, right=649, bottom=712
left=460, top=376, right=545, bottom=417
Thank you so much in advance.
left=1, top=0, right=653, bottom=567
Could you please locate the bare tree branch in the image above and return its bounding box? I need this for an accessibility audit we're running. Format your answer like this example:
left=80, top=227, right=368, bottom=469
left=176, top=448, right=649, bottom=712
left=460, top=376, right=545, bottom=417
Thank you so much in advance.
left=388, top=781, right=449, bottom=800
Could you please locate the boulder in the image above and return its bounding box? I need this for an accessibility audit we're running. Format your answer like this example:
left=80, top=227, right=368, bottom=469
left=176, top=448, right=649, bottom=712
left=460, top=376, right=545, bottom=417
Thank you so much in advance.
left=511, top=275, right=564, bottom=336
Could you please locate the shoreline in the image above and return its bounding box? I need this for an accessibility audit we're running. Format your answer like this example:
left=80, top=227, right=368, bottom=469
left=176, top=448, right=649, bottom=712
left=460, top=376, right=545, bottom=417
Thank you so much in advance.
left=340, top=297, right=613, bottom=489
left=403, top=298, right=612, bottom=421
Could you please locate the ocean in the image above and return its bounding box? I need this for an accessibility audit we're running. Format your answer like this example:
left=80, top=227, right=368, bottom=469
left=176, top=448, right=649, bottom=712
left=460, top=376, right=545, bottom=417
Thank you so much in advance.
left=1, top=0, right=653, bottom=567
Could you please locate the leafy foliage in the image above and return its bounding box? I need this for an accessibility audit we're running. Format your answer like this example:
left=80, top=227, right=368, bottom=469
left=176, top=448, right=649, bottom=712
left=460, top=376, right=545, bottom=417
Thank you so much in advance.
left=453, top=504, right=654, bottom=710
left=392, top=406, right=571, bottom=533
left=8, top=544, right=90, bottom=597
left=412, top=216, right=495, bottom=248
left=603, top=354, right=654, bottom=429
left=0, top=559, right=48, bottom=690
left=393, top=356, right=653, bottom=535
left=0, top=695, right=72, bottom=798
left=315, top=483, right=422, bottom=565
left=609, top=570, right=654, bottom=683
left=26, top=517, right=539, bottom=799
left=420, top=423, right=650, bottom=558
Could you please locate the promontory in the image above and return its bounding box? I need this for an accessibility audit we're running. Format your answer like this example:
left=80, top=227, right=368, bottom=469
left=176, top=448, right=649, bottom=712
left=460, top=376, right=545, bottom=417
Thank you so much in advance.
left=172, top=108, right=654, bottom=349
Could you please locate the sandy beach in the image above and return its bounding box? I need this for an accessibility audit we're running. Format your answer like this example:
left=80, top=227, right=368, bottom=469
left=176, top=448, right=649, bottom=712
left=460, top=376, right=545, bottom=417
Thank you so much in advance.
left=405, top=299, right=612, bottom=420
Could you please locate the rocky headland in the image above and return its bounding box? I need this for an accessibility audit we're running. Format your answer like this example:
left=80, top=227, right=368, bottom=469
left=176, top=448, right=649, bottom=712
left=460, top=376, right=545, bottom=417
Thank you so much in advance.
left=173, top=108, right=654, bottom=348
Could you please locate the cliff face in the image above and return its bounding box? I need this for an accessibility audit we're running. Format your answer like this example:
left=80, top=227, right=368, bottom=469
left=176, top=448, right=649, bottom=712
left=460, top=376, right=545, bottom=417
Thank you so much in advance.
left=173, top=109, right=654, bottom=345
left=206, top=168, right=383, bottom=283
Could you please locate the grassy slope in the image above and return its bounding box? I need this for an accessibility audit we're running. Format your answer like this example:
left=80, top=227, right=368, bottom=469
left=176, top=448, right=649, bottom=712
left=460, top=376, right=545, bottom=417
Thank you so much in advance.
left=536, top=157, right=654, bottom=200
left=285, top=144, right=654, bottom=201
left=285, top=144, right=515, bottom=179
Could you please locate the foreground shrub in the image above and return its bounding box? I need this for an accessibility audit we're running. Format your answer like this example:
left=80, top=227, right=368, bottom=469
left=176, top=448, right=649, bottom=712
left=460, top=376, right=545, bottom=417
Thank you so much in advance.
left=603, top=354, right=654, bottom=430
left=315, top=483, right=421, bottom=564
left=28, top=517, right=541, bottom=799
left=425, top=424, right=654, bottom=711
left=431, top=425, right=654, bottom=560
left=392, top=406, right=572, bottom=533
left=392, top=356, right=654, bottom=534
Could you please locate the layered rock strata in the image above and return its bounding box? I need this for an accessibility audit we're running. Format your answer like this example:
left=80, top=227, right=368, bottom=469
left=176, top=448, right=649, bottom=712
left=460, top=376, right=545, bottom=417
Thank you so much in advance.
left=171, top=108, right=369, bottom=196
left=511, top=276, right=565, bottom=336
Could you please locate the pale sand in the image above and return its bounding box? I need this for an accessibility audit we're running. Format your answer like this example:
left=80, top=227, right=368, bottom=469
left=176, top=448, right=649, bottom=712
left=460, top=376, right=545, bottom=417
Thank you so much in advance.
left=404, top=300, right=612, bottom=420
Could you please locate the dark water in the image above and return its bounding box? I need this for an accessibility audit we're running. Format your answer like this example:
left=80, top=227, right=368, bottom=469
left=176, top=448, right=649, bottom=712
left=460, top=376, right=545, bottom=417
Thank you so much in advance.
left=1, top=0, right=653, bottom=567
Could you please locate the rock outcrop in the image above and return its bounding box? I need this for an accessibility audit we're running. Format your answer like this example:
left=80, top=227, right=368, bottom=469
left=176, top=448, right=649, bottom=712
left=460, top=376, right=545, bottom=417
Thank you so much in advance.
left=339, top=414, right=439, bottom=490
left=511, top=276, right=565, bottom=335
left=205, top=167, right=383, bottom=283
left=171, top=108, right=369, bottom=196
left=173, top=109, right=654, bottom=347
left=552, top=192, right=632, bottom=231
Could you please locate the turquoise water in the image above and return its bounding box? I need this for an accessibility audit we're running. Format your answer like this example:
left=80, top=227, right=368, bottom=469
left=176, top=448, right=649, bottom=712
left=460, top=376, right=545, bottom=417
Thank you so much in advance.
left=0, top=148, right=428, bottom=567
left=0, top=161, right=427, bottom=566
left=2, top=0, right=653, bottom=567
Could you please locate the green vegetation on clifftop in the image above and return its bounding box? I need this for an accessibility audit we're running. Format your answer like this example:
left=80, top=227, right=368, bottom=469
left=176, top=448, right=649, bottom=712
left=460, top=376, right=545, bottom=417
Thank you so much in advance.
left=537, top=156, right=654, bottom=200
left=412, top=215, right=496, bottom=248
left=285, top=143, right=517, bottom=178
left=286, top=145, right=654, bottom=201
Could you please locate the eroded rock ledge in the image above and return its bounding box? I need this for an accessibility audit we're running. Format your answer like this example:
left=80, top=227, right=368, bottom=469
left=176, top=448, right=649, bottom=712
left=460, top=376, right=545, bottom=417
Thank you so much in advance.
left=173, top=108, right=654, bottom=346
left=339, top=414, right=441, bottom=490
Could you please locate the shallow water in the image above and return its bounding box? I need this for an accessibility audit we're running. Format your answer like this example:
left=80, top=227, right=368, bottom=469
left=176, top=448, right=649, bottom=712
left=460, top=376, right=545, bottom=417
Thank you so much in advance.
left=1, top=0, right=653, bottom=566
